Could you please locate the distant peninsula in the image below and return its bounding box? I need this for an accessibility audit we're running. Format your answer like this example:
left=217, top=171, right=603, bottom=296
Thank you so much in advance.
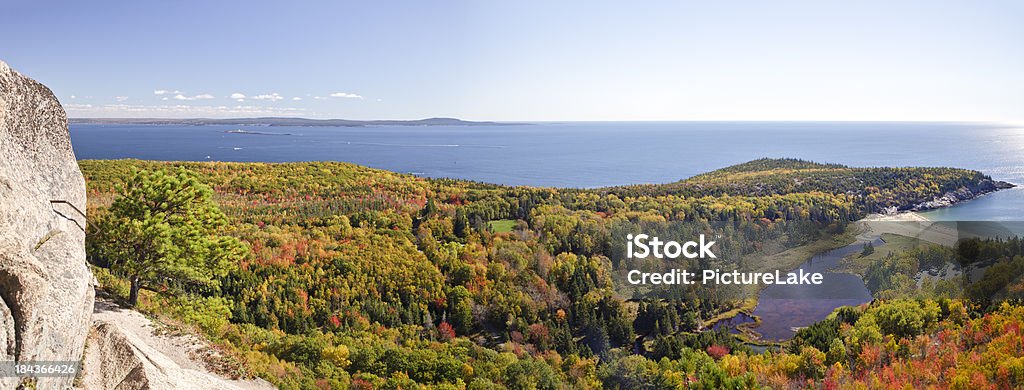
left=69, top=117, right=522, bottom=127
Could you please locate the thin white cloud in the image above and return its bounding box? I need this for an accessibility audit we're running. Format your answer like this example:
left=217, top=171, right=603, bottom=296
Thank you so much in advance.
left=329, top=92, right=363, bottom=99
left=63, top=103, right=309, bottom=118
left=313, top=96, right=327, bottom=100
left=251, top=93, right=284, bottom=101
left=230, top=92, right=246, bottom=100
left=153, top=89, right=181, bottom=95
left=69, top=95, right=76, bottom=99
left=292, top=97, right=302, bottom=101
left=174, top=93, right=215, bottom=101
left=115, top=96, right=129, bottom=102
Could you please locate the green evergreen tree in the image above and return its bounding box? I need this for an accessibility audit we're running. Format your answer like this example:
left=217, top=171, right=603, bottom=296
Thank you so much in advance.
left=91, top=168, right=245, bottom=305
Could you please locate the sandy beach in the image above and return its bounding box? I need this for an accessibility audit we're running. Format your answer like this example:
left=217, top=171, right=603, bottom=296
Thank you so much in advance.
left=858, top=212, right=959, bottom=246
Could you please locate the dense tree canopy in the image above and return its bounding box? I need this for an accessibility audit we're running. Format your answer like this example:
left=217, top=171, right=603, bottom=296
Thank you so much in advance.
left=80, top=159, right=1024, bottom=389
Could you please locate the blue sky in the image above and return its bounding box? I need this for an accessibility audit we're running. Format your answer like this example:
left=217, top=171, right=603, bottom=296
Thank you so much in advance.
left=2, top=1, right=1022, bottom=122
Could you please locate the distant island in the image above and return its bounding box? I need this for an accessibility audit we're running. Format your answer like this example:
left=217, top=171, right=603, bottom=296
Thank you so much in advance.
left=69, top=117, right=522, bottom=127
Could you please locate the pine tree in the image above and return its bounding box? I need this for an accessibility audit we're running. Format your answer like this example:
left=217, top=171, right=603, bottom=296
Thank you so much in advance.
left=91, top=168, right=246, bottom=305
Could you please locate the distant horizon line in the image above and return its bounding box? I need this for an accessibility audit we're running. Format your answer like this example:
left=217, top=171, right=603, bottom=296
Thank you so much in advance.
left=67, top=116, right=1019, bottom=125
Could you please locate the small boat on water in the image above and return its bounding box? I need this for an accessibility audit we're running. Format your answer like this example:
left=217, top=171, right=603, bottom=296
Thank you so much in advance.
left=224, top=129, right=293, bottom=136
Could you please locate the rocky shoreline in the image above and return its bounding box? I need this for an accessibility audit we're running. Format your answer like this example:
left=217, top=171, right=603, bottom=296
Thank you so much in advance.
left=881, top=178, right=1016, bottom=215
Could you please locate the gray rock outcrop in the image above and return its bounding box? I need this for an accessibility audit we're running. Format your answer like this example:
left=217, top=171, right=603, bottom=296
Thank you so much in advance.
left=80, top=308, right=274, bottom=390
left=911, top=178, right=1016, bottom=211
left=0, top=60, right=95, bottom=389
left=81, top=322, right=151, bottom=390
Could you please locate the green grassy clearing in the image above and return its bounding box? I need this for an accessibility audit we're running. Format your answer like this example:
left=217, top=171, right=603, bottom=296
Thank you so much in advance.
left=839, top=232, right=935, bottom=275
left=488, top=219, right=517, bottom=233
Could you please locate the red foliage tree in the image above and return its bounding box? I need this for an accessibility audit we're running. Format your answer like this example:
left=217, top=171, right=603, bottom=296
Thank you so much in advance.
left=706, top=344, right=730, bottom=360
left=438, top=321, right=456, bottom=341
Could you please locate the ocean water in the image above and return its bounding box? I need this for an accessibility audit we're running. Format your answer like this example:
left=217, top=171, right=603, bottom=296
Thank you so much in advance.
left=70, top=121, right=1024, bottom=220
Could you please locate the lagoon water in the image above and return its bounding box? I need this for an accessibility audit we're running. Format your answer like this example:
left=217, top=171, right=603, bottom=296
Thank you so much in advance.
left=70, top=121, right=1024, bottom=220
left=752, top=237, right=882, bottom=340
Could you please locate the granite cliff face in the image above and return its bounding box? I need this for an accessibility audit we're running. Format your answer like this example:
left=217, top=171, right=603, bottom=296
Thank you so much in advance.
left=0, top=60, right=95, bottom=389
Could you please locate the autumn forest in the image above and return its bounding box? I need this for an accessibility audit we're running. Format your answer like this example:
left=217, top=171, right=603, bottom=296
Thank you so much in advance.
left=80, top=158, right=1024, bottom=389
